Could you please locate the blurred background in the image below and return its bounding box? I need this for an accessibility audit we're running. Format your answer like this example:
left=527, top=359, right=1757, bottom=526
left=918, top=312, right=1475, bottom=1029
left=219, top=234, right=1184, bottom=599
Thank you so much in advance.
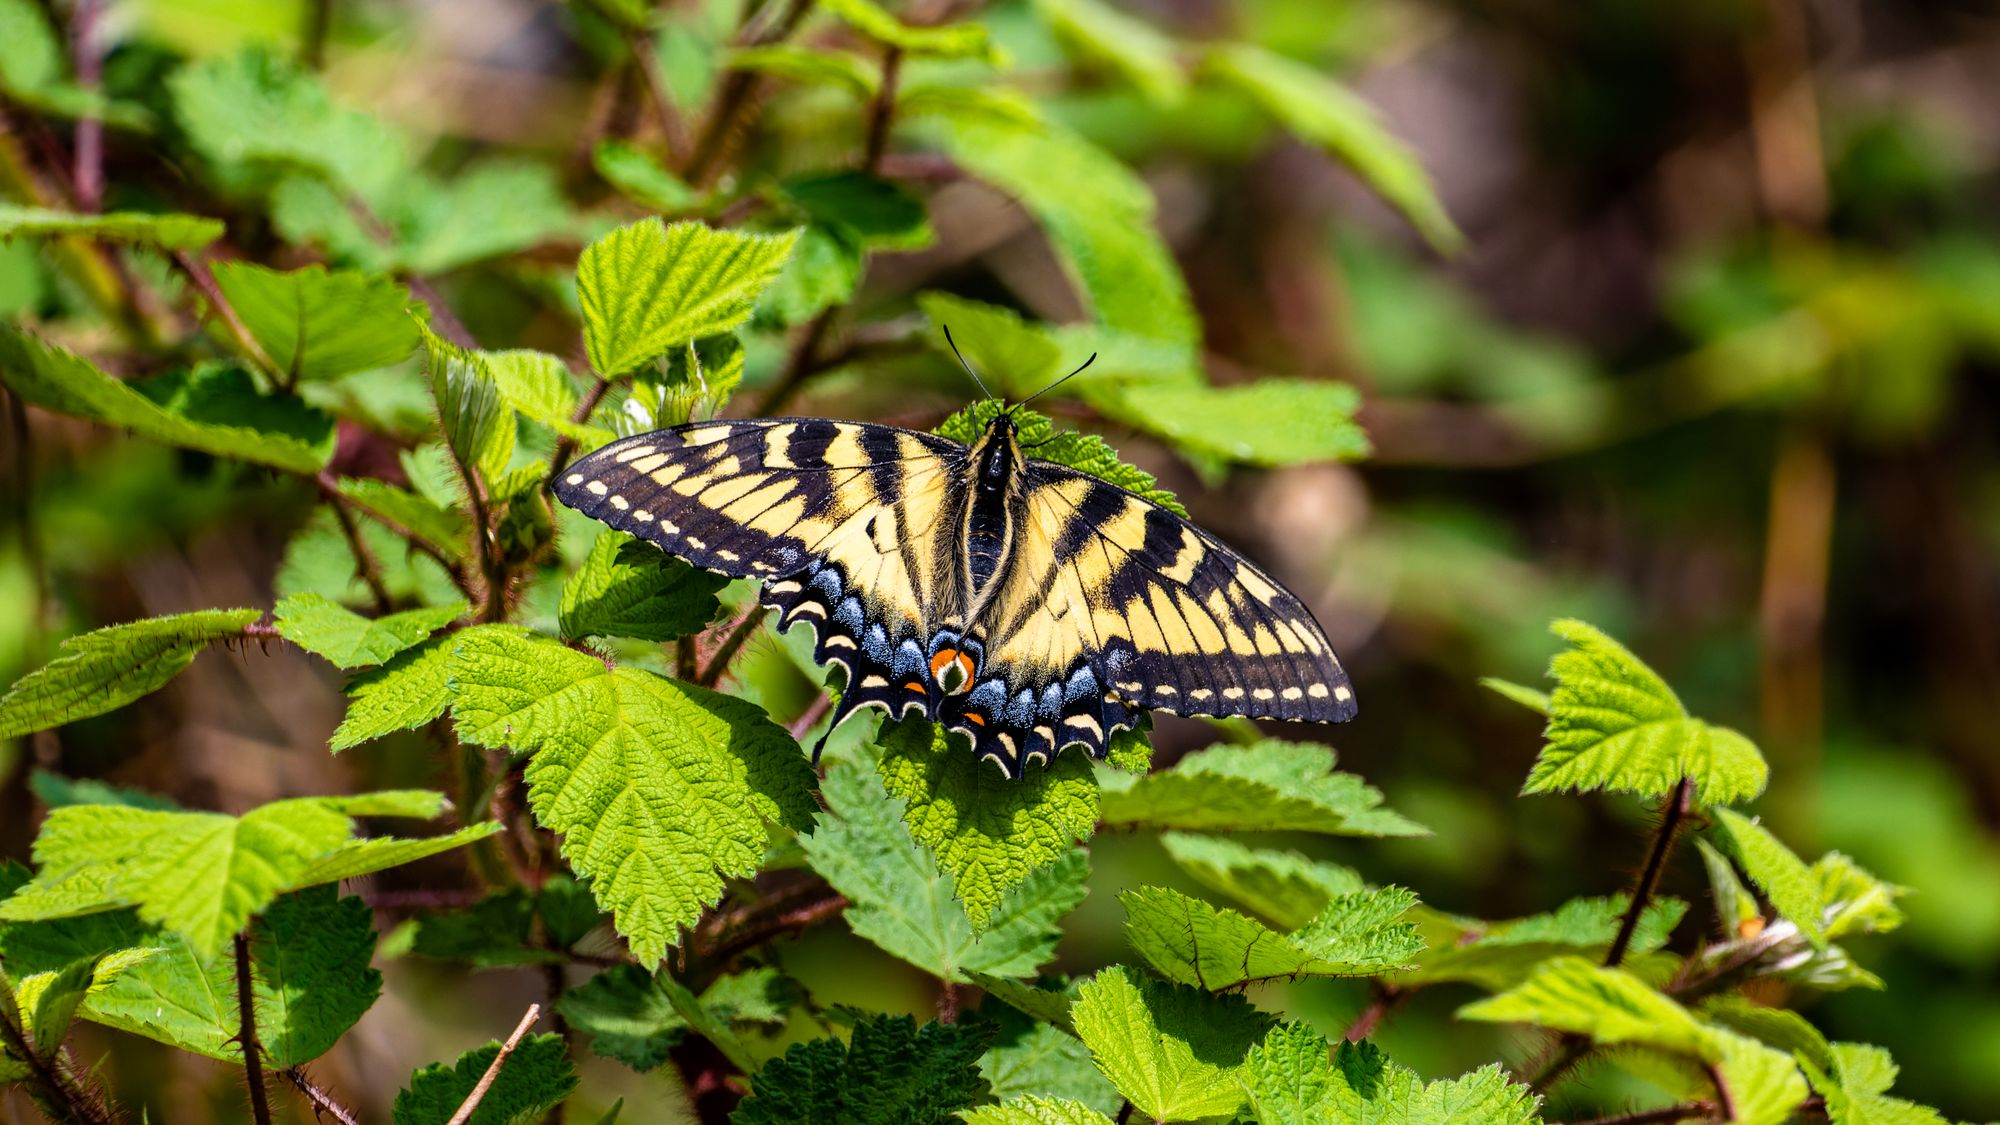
left=3, top=0, right=1999, bottom=1120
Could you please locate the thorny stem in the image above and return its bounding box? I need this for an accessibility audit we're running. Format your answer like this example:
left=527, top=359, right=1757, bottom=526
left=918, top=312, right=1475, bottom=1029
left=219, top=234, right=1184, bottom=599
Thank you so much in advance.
left=69, top=0, right=104, bottom=212
left=1606, top=776, right=1694, bottom=969
left=696, top=893, right=848, bottom=983
left=937, top=980, right=961, bottom=1024
left=325, top=490, right=395, bottom=612
left=697, top=607, right=765, bottom=686
left=283, top=1068, right=361, bottom=1125
left=234, top=932, right=275, bottom=1125
left=172, top=250, right=283, bottom=381
left=787, top=692, right=834, bottom=741
left=628, top=27, right=689, bottom=169
left=446, top=1006, right=543, bottom=1125
left=548, top=374, right=614, bottom=479
left=1342, top=981, right=1404, bottom=1041
left=750, top=307, right=836, bottom=417
left=1524, top=1036, right=1591, bottom=1093
left=863, top=47, right=903, bottom=172
left=0, top=1001, right=117, bottom=1125
left=312, top=471, right=472, bottom=596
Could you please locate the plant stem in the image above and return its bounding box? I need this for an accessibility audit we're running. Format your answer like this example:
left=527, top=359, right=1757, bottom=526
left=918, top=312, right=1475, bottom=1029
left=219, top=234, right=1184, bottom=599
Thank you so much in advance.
left=863, top=47, right=903, bottom=172
left=548, top=374, right=613, bottom=479
left=750, top=307, right=836, bottom=417
left=68, top=0, right=104, bottom=212
left=1343, top=982, right=1404, bottom=1041
left=172, top=250, right=283, bottom=381
left=1562, top=1103, right=1716, bottom=1125
left=0, top=1002, right=117, bottom=1125
left=627, top=27, right=689, bottom=169
left=325, top=489, right=395, bottom=612
left=283, top=1068, right=361, bottom=1125
left=683, top=0, right=811, bottom=184
left=234, top=932, right=274, bottom=1125
left=446, top=1005, right=542, bottom=1125
left=696, top=608, right=764, bottom=686
left=1606, top=776, right=1694, bottom=969
left=301, top=0, right=334, bottom=69
left=312, top=471, right=472, bottom=596
left=787, top=692, right=833, bottom=741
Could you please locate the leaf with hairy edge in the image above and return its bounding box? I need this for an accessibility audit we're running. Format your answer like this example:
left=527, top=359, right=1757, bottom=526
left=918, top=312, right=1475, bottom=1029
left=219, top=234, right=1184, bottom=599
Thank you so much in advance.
left=559, top=533, right=726, bottom=642
left=1525, top=619, right=1769, bottom=806
left=577, top=218, right=798, bottom=376
left=875, top=718, right=1096, bottom=930
left=1241, top=1023, right=1542, bottom=1125
left=559, top=964, right=793, bottom=1072
left=0, top=327, right=334, bottom=472
left=1106, top=378, right=1371, bottom=466
left=210, top=261, right=419, bottom=381
left=0, top=204, right=222, bottom=250
left=1482, top=676, right=1551, bottom=715
left=936, top=402, right=1184, bottom=516
left=1460, top=957, right=1808, bottom=1125
left=962, top=1099, right=1112, bottom=1125
left=1202, top=43, right=1460, bottom=253
left=971, top=975, right=1084, bottom=1036
left=1099, top=740, right=1425, bottom=836
left=295, top=823, right=501, bottom=885
left=733, top=1014, right=997, bottom=1125
left=1158, top=832, right=1364, bottom=931
left=1122, top=885, right=1424, bottom=990
left=1069, top=966, right=1271, bottom=1122
left=1800, top=1043, right=1948, bottom=1125
left=979, top=1000, right=1120, bottom=1115
left=448, top=628, right=817, bottom=965
left=0, top=608, right=259, bottom=739
left=1399, top=895, right=1687, bottom=992
left=392, top=1034, right=577, bottom=1125
left=1033, top=0, right=1184, bottom=104
left=804, top=762, right=1086, bottom=981
left=1709, top=809, right=1904, bottom=950
left=274, top=594, right=465, bottom=669
left=485, top=349, right=582, bottom=432
left=330, top=631, right=457, bottom=751
left=335, top=477, right=472, bottom=559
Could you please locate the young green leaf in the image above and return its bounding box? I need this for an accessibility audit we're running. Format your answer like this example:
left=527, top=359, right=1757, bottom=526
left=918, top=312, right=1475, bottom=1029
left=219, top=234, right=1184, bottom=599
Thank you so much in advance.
left=559, top=532, right=726, bottom=642
left=723, top=45, right=881, bottom=99
left=1241, top=1023, right=1542, bottom=1125
left=593, top=140, right=702, bottom=212
left=392, top=1033, right=577, bottom=1125
left=1032, top=0, right=1185, bottom=105
left=1122, top=884, right=1424, bottom=990
left=210, top=261, right=420, bottom=381
left=10, top=956, right=98, bottom=1061
left=1158, top=832, right=1364, bottom=930
left=423, top=329, right=515, bottom=484
left=0, top=608, right=259, bottom=739
left=918, top=293, right=1064, bottom=398
left=816, top=0, right=997, bottom=61
left=0, top=203, right=223, bottom=250
left=1400, top=894, right=1686, bottom=992
left=484, top=348, right=583, bottom=432
left=874, top=717, right=1097, bottom=931
left=1201, top=42, right=1461, bottom=253
left=1525, top=619, right=1769, bottom=806
left=294, top=822, right=502, bottom=886
left=1105, top=377, right=1371, bottom=466
left=1709, top=808, right=1904, bottom=950
left=391, top=160, right=578, bottom=276
left=733, top=1014, right=997, bottom=1125
left=245, top=887, right=381, bottom=1066
left=961, top=1099, right=1112, bottom=1125
left=448, top=628, right=818, bottom=964
left=577, top=218, right=798, bottom=376
left=329, top=631, right=457, bottom=751
left=1098, top=740, right=1425, bottom=836
left=1069, top=966, right=1272, bottom=1122
left=935, top=401, right=1184, bottom=516
left=1799, top=1042, right=1948, bottom=1125
left=0, top=326, right=335, bottom=472
left=979, top=1003, right=1120, bottom=1115
left=274, top=594, right=465, bottom=669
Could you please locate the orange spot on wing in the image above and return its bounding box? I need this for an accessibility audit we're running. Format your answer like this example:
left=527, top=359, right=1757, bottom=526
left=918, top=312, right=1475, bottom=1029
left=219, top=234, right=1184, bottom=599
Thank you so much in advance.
left=904, top=681, right=926, bottom=693
left=964, top=712, right=985, bottom=726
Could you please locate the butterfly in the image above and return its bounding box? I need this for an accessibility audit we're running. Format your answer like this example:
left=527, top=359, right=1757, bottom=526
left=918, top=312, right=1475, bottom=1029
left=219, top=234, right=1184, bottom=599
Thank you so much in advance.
left=553, top=356, right=1356, bottom=777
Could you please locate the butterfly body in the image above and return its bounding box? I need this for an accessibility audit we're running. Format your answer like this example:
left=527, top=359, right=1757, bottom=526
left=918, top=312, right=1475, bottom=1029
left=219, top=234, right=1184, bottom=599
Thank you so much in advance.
left=555, top=413, right=1355, bottom=777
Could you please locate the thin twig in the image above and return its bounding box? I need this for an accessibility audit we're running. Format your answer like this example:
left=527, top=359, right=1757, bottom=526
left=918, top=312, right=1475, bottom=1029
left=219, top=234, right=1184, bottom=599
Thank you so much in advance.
left=283, top=1068, right=361, bottom=1125
left=696, top=607, right=765, bottom=685
left=312, top=471, right=472, bottom=595
left=862, top=47, right=903, bottom=172
left=750, top=307, right=836, bottom=417
left=68, top=0, right=104, bottom=212
left=683, top=0, right=811, bottom=184
left=1561, top=1103, right=1716, bottom=1125
left=698, top=893, right=848, bottom=975
left=0, top=1002, right=117, bottom=1125
left=627, top=27, right=689, bottom=169
left=548, top=374, right=614, bottom=479
left=1606, top=776, right=1694, bottom=969
left=325, top=490, right=394, bottom=612
left=1704, top=1061, right=1735, bottom=1122
left=173, top=250, right=283, bottom=380
left=234, top=932, right=275, bottom=1125
left=446, top=1005, right=543, bottom=1125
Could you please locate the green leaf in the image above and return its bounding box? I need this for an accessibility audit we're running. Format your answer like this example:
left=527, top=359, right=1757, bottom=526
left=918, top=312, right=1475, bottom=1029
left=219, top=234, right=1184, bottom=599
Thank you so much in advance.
left=448, top=628, right=818, bottom=965
left=0, top=608, right=259, bottom=739
left=917, top=293, right=1064, bottom=400
left=330, top=631, right=457, bottom=751
left=816, top=0, right=997, bottom=60
left=577, top=218, right=799, bottom=376
left=595, top=139, right=701, bottom=212
left=970, top=975, right=1084, bottom=1036
left=724, top=45, right=880, bottom=99
left=1031, top=0, right=1185, bottom=105
left=247, top=886, right=381, bottom=1066
left=0, top=203, right=222, bottom=250
left=559, top=533, right=726, bottom=642
left=1122, top=884, right=1424, bottom=989
left=875, top=718, right=1097, bottom=930
left=484, top=349, right=583, bottom=431
left=1800, top=1043, right=1949, bottom=1125
left=210, top=261, right=420, bottom=381
left=0, top=0, right=62, bottom=95
left=802, top=761, right=1086, bottom=981
left=1069, top=966, right=1272, bottom=1122
left=274, top=594, right=464, bottom=669
left=961, top=1099, right=1112, bottom=1125
left=755, top=225, right=860, bottom=326
left=0, top=326, right=334, bottom=472
left=1709, top=809, right=1905, bottom=950
left=979, top=1002, right=1120, bottom=1115
left=12, top=956, right=98, bottom=1059
left=394, top=160, right=577, bottom=276
left=560, top=964, right=793, bottom=1072
left=1524, top=619, right=1769, bottom=806
left=1400, top=895, right=1686, bottom=992
left=733, top=1014, right=997, bottom=1125
left=934, top=401, right=1184, bottom=516
left=295, top=822, right=502, bottom=886
left=27, top=770, right=180, bottom=812
left=1098, top=740, right=1425, bottom=836
left=1481, top=676, right=1551, bottom=715
left=1105, top=377, right=1371, bottom=466
left=1201, top=42, right=1461, bottom=253
left=392, top=1033, right=577, bottom=1125
left=1158, top=832, right=1363, bottom=931
left=1242, top=1023, right=1542, bottom=1125
left=335, top=477, right=473, bottom=560
left=423, top=329, right=515, bottom=485
left=778, top=171, right=934, bottom=252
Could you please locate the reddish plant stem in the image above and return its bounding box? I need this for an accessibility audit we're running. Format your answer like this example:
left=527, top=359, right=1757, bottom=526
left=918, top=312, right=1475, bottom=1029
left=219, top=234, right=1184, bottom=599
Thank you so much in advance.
left=1606, top=777, right=1694, bottom=969
left=325, top=490, right=394, bottom=612
left=788, top=692, right=834, bottom=741
left=1343, top=982, right=1404, bottom=1041
left=68, top=0, right=104, bottom=212
left=0, top=1002, right=117, bottom=1125
left=1562, top=1103, right=1716, bottom=1125
left=697, top=608, right=765, bottom=686
left=548, top=374, right=614, bottom=479
left=750, top=307, right=836, bottom=417
left=683, top=0, right=811, bottom=185
left=234, top=932, right=275, bottom=1125
left=312, top=471, right=471, bottom=595
left=172, top=250, right=282, bottom=380
left=863, top=47, right=903, bottom=172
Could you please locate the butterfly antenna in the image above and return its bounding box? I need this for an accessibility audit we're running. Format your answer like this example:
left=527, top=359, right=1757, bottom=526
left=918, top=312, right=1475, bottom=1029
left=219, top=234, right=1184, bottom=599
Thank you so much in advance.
left=942, top=325, right=996, bottom=402
left=1015, top=352, right=1097, bottom=412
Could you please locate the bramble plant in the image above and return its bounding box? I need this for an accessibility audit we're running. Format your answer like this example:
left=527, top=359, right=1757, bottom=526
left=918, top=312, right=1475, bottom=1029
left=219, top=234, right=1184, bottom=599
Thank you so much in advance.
left=0, top=0, right=1970, bottom=1123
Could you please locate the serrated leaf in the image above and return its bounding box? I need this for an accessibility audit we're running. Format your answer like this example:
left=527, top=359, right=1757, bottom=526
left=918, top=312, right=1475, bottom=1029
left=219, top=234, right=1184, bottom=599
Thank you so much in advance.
left=448, top=628, right=817, bottom=964
left=918, top=293, right=1063, bottom=400
left=817, top=0, right=997, bottom=60
left=392, top=1033, right=577, bottom=1125
left=560, top=533, right=726, bottom=642
left=724, top=45, right=880, bottom=98
left=1242, top=1024, right=1542, bottom=1125
left=335, top=477, right=473, bottom=560
left=875, top=717, right=1096, bottom=930
left=0, top=608, right=259, bottom=739
left=274, top=594, right=464, bottom=668
left=423, top=329, right=514, bottom=484
left=803, top=761, right=1086, bottom=981
left=295, top=822, right=501, bottom=885
left=1122, top=884, right=1423, bottom=990
left=577, top=218, right=798, bottom=376
left=970, top=975, right=1084, bottom=1036
left=0, top=203, right=222, bottom=250
left=1105, top=377, right=1370, bottom=466
left=560, top=964, right=792, bottom=1072
left=393, top=160, right=578, bottom=276
left=1069, top=965, right=1272, bottom=1122
left=778, top=171, right=933, bottom=252
left=594, top=140, right=701, bottom=212
left=934, top=401, right=1183, bottom=516
left=0, top=326, right=334, bottom=472
left=485, top=349, right=582, bottom=431
left=13, top=956, right=97, bottom=1059
left=1158, top=832, right=1364, bottom=931
left=1525, top=619, right=1769, bottom=806
left=1032, top=0, right=1185, bottom=105
left=733, top=1014, right=996, bottom=1125
left=331, top=631, right=457, bottom=751
left=979, top=1002, right=1120, bottom=1115
left=1801, top=1043, right=1948, bottom=1125
left=1098, top=740, right=1425, bottom=836
left=1709, top=809, right=1904, bottom=950
left=210, top=261, right=420, bottom=381
left=246, top=886, right=381, bottom=1065
left=755, top=224, right=859, bottom=327
left=962, top=1098, right=1112, bottom=1125
left=1400, top=895, right=1687, bottom=992
left=1202, top=42, right=1461, bottom=253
